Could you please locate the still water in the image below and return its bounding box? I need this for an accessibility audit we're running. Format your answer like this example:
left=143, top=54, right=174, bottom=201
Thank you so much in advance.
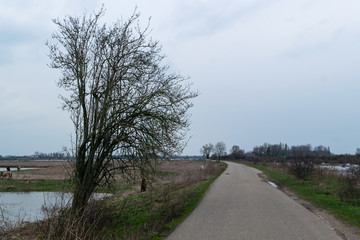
left=0, top=167, right=37, bottom=171
left=0, top=192, right=109, bottom=226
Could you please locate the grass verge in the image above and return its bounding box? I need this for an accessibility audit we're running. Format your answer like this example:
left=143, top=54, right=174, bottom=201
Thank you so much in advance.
left=250, top=164, right=360, bottom=227
left=153, top=171, right=225, bottom=239
left=110, top=162, right=227, bottom=240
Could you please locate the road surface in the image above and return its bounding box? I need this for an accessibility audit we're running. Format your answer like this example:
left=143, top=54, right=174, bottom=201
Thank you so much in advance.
left=167, top=161, right=343, bottom=240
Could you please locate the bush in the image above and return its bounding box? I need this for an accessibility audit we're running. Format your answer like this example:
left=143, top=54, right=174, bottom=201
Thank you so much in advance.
left=39, top=199, right=114, bottom=240
left=337, top=166, right=360, bottom=205
left=288, top=156, right=315, bottom=180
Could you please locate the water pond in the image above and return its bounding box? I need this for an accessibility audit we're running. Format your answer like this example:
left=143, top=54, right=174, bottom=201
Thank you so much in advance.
left=0, top=192, right=109, bottom=226
left=319, top=163, right=359, bottom=175
left=0, top=167, right=37, bottom=172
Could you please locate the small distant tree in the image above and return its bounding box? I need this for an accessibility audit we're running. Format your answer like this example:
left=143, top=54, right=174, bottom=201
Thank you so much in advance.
left=213, top=142, right=226, bottom=162
left=230, top=145, right=245, bottom=159
left=356, top=148, right=360, bottom=156
left=200, top=143, right=213, bottom=159
left=314, top=145, right=331, bottom=156
left=47, top=7, right=197, bottom=213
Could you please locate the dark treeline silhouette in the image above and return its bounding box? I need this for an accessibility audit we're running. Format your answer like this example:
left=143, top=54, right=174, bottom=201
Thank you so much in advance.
left=0, top=151, right=70, bottom=160
left=202, top=142, right=334, bottom=161
left=222, top=154, right=360, bottom=165
left=200, top=143, right=354, bottom=163
left=252, top=143, right=331, bottom=157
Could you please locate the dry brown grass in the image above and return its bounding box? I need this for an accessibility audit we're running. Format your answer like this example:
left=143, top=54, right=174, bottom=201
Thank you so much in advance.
left=0, top=161, right=70, bottom=180
left=0, top=159, right=207, bottom=181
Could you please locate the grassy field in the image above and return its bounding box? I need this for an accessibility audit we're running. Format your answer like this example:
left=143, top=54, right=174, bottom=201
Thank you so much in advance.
left=250, top=164, right=360, bottom=227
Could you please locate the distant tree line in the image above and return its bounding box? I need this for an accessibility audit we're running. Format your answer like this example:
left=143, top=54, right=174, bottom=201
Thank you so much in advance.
left=200, top=142, right=245, bottom=160
left=0, top=151, right=71, bottom=160
left=200, top=142, right=332, bottom=160
left=32, top=151, right=71, bottom=159
left=252, top=143, right=331, bottom=157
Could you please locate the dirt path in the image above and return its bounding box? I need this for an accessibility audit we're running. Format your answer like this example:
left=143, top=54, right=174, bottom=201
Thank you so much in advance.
left=167, top=161, right=347, bottom=240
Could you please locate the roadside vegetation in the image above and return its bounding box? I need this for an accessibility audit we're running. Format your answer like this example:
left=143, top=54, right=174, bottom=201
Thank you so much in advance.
left=1, top=160, right=226, bottom=240
left=245, top=158, right=360, bottom=227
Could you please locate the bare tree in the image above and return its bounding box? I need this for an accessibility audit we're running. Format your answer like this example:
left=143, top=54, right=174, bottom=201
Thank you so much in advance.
left=314, top=145, right=331, bottom=156
left=213, top=142, right=226, bottom=162
left=356, top=148, right=360, bottom=156
left=230, top=145, right=244, bottom=159
left=200, top=143, right=213, bottom=159
left=47, top=7, right=197, bottom=212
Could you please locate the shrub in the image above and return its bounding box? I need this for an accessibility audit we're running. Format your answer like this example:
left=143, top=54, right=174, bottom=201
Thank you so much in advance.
left=39, top=199, right=114, bottom=240
left=288, top=156, right=315, bottom=180
left=337, top=166, right=360, bottom=205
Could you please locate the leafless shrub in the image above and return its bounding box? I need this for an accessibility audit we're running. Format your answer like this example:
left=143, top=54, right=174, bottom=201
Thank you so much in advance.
left=337, top=166, right=360, bottom=205
left=0, top=202, right=36, bottom=240
left=38, top=198, right=114, bottom=240
left=0, top=204, right=7, bottom=236
left=288, top=157, right=315, bottom=180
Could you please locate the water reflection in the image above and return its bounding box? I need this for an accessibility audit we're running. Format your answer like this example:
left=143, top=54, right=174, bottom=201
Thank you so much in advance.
left=0, top=192, right=109, bottom=225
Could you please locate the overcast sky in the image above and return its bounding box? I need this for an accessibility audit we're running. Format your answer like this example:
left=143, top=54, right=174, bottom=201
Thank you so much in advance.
left=1, top=0, right=360, bottom=156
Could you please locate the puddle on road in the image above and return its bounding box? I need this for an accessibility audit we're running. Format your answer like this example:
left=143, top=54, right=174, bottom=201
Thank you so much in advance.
left=267, top=181, right=278, bottom=188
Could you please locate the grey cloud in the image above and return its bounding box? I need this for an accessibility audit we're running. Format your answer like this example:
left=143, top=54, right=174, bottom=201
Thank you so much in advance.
left=171, top=1, right=268, bottom=38
left=283, top=27, right=360, bottom=59
left=0, top=23, right=43, bottom=44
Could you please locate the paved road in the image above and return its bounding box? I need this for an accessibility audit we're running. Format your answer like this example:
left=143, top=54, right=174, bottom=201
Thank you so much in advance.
left=167, top=161, right=343, bottom=240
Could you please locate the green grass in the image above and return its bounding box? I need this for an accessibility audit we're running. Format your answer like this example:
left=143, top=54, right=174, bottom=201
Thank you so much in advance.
left=0, top=179, right=72, bottom=192
left=250, top=164, right=360, bottom=227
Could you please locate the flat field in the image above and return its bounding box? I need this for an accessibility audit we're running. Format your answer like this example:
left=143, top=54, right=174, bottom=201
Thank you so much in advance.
left=0, top=159, right=208, bottom=180
left=0, top=159, right=213, bottom=192
left=0, top=160, right=70, bottom=180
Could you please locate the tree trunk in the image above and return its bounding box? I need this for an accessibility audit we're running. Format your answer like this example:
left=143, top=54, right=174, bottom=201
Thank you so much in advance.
left=71, top=154, right=97, bottom=213
left=72, top=177, right=96, bottom=213
left=140, top=177, right=147, bottom=192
